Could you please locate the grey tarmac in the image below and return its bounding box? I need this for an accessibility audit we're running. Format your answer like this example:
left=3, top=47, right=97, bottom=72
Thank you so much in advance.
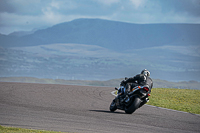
left=0, top=82, right=200, bottom=133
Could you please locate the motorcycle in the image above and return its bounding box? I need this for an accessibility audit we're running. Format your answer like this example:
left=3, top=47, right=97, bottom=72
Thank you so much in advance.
left=110, top=84, right=151, bottom=114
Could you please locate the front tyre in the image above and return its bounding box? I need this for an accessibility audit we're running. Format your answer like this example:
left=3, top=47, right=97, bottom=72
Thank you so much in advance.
left=125, top=96, right=141, bottom=114
left=110, top=100, right=117, bottom=112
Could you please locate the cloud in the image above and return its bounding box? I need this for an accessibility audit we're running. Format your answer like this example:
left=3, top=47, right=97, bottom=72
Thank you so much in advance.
left=157, top=0, right=200, bottom=17
left=50, top=0, right=78, bottom=10
left=129, top=0, right=147, bottom=9
left=0, top=0, right=200, bottom=34
left=50, top=1, right=60, bottom=9
left=3, top=0, right=42, bottom=15
left=0, top=0, right=15, bottom=13
left=97, top=0, right=120, bottom=5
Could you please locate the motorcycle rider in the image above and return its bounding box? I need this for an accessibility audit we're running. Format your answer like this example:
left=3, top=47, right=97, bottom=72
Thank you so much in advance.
left=116, top=69, right=153, bottom=105
left=123, top=69, right=153, bottom=92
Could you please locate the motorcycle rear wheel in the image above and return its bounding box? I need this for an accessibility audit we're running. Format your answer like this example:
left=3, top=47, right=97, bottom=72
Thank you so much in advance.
left=125, top=96, right=141, bottom=114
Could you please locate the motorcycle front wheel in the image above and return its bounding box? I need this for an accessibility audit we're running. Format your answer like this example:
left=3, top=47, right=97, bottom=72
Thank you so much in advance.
left=110, top=100, right=117, bottom=112
left=125, top=96, right=141, bottom=114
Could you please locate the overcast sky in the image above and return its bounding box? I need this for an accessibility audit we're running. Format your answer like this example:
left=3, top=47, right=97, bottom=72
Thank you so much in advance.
left=0, top=0, right=200, bottom=34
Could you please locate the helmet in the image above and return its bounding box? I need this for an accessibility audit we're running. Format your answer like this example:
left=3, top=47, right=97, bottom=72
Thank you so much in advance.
left=141, top=69, right=150, bottom=77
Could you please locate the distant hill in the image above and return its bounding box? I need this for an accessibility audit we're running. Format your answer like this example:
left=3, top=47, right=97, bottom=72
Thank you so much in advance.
left=0, top=18, right=200, bottom=81
left=8, top=30, right=36, bottom=37
left=0, top=77, right=199, bottom=90
left=1, top=18, right=200, bottom=51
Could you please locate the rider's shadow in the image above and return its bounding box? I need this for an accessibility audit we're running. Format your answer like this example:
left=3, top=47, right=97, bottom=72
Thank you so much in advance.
left=89, top=110, right=125, bottom=114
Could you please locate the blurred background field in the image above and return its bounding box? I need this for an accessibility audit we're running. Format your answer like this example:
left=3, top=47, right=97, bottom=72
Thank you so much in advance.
left=0, top=77, right=200, bottom=90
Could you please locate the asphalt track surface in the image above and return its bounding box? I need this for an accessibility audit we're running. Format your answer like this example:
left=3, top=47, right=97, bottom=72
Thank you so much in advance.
left=0, top=82, right=200, bottom=133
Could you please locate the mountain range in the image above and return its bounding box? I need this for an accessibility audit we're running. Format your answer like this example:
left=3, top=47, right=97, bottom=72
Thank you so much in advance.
left=0, top=18, right=200, bottom=81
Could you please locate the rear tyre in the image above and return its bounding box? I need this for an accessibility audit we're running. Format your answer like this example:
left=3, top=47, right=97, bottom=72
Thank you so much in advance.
left=125, top=96, right=141, bottom=114
left=110, top=100, right=117, bottom=112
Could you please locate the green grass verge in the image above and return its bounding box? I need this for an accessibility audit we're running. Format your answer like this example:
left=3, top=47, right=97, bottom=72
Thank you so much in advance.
left=147, top=88, right=200, bottom=114
left=0, top=125, right=70, bottom=133
left=115, top=88, right=200, bottom=114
